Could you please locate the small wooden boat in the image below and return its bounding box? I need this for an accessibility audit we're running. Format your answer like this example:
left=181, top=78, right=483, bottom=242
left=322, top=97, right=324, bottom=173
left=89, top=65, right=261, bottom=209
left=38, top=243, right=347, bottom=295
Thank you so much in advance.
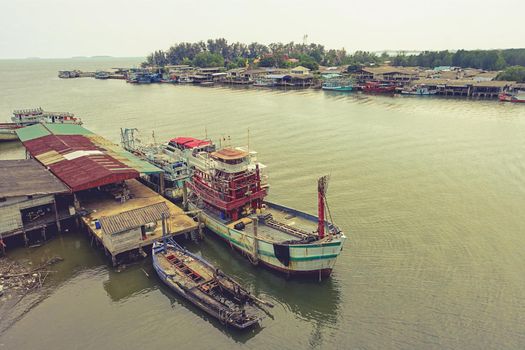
left=499, top=91, right=525, bottom=103
left=152, top=237, right=271, bottom=329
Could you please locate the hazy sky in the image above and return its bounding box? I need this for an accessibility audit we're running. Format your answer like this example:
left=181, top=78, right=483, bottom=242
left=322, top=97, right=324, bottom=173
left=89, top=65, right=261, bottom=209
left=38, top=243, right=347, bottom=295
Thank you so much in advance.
left=1, top=0, right=524, bottom=59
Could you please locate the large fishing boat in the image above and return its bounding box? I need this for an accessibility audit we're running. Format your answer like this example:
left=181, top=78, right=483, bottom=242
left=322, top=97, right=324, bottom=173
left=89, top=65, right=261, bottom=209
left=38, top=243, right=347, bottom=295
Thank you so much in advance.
left=153, top=237, right=270, bottom=329
left=0, top=108, right=82, bottom=142
left=180, top=141, right=346, bottom=279
left=499, top=90, right=525, bottom=103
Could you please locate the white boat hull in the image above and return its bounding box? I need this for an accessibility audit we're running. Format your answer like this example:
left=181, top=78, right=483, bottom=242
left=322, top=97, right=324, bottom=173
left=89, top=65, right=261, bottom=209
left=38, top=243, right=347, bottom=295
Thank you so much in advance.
left=192, top=202, right=346, bottom=278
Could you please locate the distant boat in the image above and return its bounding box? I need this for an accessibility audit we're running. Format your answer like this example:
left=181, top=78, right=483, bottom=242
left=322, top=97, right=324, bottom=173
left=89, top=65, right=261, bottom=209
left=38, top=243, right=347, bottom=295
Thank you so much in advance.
left=0, top=123, right=22, bottom=141
left=94, top=71, right=110, bottom=79
left=253, top=77, right=276, bottom=87
left=178, top=76, right=194, bottom=84
left=153, top=237, right=271, bottom=330
left=499, top=91, right=525, bottom=103
left=322, top=74, right=353, bottom=92
left=362, top=81, right=396, bottom=94
left=401, top=86, right=437, bottom=96
left=0, top=108, right=82, bottom=142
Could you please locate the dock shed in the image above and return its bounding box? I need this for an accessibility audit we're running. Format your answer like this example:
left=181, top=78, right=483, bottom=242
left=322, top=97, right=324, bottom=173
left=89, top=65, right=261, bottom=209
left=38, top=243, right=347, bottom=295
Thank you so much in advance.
left=0, top=159, right=71, bottom=251
left=79, top=179, right=198, bottom=264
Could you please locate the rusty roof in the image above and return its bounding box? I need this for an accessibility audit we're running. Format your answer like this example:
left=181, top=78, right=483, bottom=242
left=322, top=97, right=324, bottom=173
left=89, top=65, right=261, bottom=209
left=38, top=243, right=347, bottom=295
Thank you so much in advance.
left=22, top=134, right=139, bottom=192
left=16, top=124, right=161, bottom=192
left=211, top=147, right=249, bottom=161
left=99, top=202, right=170, bottom=235
left=0, top=159, right=69, bottom=197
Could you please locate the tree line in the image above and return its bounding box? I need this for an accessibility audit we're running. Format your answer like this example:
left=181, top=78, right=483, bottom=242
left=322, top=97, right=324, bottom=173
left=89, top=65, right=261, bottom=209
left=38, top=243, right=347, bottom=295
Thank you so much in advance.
left=391, top=49, right=525, bottom=71
left=143, top=38, right=383, bottom=70
left=143, top=40, right=525, bottom=82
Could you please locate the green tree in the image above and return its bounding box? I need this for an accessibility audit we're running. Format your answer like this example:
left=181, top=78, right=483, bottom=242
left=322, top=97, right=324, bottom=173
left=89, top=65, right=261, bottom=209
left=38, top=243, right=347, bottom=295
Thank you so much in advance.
left=496, top=66, right=525, bottom=82
left=192, top=52, right=224, bottom=68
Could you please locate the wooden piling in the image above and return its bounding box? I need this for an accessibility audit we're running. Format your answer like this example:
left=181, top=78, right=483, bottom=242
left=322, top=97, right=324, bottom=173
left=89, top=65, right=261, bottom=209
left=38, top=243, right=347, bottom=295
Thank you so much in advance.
left=53, top=199, right=61, bottom=233
left=159, top=172, right=165, bottom=195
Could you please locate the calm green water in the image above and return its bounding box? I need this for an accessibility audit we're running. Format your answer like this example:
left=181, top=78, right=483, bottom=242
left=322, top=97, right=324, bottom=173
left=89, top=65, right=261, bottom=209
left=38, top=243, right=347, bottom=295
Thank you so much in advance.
left=1, top=58, right=525, bottom=349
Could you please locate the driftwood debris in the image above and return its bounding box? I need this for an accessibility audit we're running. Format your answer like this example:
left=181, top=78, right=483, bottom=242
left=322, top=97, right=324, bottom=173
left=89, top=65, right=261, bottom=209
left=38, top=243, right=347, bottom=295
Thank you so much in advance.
left=0, top=256, right=63, bottom=297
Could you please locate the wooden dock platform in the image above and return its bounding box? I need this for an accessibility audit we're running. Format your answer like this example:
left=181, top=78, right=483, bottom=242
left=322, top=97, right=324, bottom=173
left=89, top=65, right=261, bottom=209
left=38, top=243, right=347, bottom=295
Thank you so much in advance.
left=78, top=179, right=198, bottom=265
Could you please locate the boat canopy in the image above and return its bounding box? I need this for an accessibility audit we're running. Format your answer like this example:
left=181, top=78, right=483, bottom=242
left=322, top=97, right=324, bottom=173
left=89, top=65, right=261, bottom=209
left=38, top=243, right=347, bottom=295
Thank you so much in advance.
left=170, top=137, right=211, bottom=149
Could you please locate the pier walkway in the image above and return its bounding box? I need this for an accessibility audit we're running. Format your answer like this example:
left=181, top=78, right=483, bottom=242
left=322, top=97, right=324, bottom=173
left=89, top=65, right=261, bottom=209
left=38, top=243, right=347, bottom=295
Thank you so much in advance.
left=78, top=179, right=198, bottom=264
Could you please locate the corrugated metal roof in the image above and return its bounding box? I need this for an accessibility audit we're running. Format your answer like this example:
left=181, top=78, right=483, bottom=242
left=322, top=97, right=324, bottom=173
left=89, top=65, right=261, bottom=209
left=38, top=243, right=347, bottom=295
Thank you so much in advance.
left=16, top=124, right=162, bottom=192
left=0, top=159, right=69, bottom=197
left=99, top=202, right=170, bottom=235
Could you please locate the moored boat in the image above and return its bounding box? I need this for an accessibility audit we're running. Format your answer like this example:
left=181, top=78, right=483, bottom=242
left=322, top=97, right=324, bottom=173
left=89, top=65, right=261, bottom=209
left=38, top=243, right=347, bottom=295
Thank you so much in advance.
left=499, top=90, right=525, bottom=103
left=401, top=85, right=437, bottom=96
left=362, top=81, right=396, bottom=93
left=0, top=108, right=82, bottom=142
left=322, top=74, right=354, bottom=92
left=183, top=144, right=346, bottom=279
left=152, top=237, right=269, bottom=329
left=0, top=123, right=22, bottom=141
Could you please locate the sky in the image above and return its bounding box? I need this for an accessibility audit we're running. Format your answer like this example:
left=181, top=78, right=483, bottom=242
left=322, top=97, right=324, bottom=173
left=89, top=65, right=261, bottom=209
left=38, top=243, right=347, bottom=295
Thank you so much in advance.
left=1, top=0, right=524, bottom=59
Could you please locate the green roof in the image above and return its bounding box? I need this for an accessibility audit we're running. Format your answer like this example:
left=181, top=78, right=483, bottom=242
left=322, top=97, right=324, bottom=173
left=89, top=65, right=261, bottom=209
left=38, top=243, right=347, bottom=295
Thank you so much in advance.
left=16, top=123, right=94, bottom=142
left=16, top=124, right=51, bottom=142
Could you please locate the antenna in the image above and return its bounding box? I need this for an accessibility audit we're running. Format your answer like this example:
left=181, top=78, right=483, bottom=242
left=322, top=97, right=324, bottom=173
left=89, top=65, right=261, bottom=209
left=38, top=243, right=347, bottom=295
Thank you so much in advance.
left=247, top=128, right=250, bottom=152
left=205, top=126, right=208, bottom=139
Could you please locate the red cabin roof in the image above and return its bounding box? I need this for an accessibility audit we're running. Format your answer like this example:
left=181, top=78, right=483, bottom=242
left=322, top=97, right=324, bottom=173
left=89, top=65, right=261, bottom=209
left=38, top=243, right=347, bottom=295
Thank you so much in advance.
left=170, top=137, right=211, bottom=149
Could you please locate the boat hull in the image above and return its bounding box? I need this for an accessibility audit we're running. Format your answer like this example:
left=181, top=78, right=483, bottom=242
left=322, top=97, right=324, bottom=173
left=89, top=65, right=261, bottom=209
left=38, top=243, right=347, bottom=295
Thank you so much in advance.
left=0, top=127, right=19, bottom=142
left=191, top=202, right=346, bottom=278
left=152, top=243, right=259, bottom=329
left=322, top=86, right=353, bottom=92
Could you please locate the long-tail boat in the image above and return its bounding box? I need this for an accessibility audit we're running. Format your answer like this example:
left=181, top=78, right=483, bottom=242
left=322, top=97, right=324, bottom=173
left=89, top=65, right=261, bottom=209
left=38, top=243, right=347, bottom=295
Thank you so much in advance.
left=152, top=236, right=271, bottom=329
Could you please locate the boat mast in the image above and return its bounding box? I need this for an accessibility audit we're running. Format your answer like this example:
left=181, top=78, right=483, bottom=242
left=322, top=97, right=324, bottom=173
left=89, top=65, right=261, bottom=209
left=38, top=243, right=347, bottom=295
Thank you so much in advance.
left=317, top=175, right=329, bottom=238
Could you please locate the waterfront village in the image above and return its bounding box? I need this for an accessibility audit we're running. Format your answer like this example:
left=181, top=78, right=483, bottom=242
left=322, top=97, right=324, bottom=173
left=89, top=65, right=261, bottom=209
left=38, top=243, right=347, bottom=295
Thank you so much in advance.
left=59, top=63, right=525, bottom=100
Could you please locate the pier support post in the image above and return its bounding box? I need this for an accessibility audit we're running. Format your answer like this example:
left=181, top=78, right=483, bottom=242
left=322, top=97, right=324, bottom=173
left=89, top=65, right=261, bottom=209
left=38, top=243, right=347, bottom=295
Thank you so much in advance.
left=159, top=173, right=165, bottom=195
left=23, top=230, right=28, bottom=247
left=0, top=234, right=5, bottom=256
left=53, top=199, right=61, bottom=233
left=182, top=183, right=188, bottom=211
left=198, top=216, right=204, bottom=240
left=41, top=227, right=46, bottom=242
left=111, top=255, right=117, bottom=267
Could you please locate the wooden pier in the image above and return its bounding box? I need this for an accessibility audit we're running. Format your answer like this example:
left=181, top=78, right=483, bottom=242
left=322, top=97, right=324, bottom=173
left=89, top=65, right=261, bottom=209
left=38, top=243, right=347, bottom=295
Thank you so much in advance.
left=78, top=179, right=198, bottom=265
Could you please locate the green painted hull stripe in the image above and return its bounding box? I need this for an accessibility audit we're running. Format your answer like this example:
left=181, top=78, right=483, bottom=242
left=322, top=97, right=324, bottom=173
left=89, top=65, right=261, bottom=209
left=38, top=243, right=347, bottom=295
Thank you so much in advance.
left=207, top=225, right=340, bottom=262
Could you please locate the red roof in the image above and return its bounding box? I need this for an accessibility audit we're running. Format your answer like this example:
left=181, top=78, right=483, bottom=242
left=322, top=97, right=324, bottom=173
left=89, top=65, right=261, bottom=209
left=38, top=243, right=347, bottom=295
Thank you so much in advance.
left=170, top=137, right=211, bottom=149
left=22, top=134, right=139, bottom=192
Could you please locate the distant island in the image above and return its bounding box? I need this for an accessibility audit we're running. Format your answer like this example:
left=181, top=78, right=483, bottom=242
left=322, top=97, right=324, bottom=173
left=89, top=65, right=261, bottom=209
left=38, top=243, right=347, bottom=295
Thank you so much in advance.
left=142, top=39, right=525, bottom=82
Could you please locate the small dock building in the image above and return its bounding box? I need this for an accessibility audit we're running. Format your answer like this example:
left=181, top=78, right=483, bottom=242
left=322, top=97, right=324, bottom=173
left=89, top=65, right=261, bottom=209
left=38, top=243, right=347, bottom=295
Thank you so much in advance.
left=0, top=159, right=72, bottom=254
